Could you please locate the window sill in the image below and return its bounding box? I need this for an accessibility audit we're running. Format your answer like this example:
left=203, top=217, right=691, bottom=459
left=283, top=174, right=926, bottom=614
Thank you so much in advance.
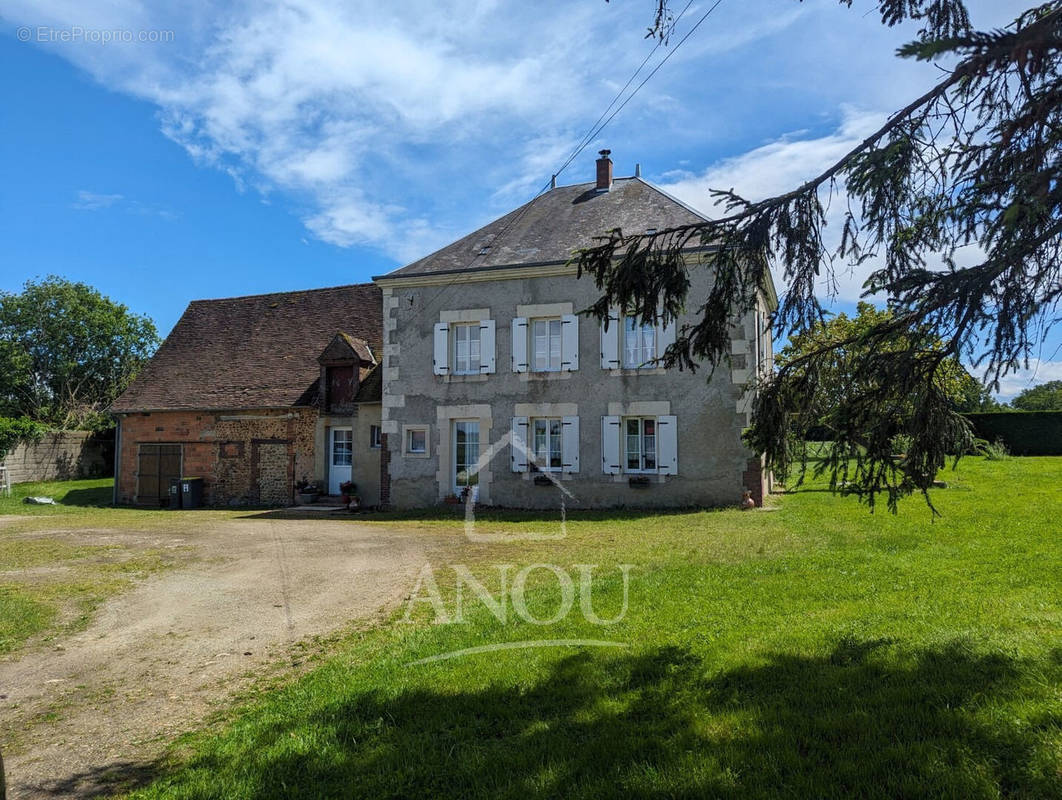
left=608, top=367, right=667, bottom=376
left=442, top=373, right=489, bottom=383
left=608, top=472, right=669, bottom=484
left=519, top=371, right=573, bottom=382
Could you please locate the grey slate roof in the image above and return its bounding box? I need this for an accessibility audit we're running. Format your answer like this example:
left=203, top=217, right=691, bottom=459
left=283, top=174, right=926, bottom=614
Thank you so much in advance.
left=378, top=177, right=709, bottom=279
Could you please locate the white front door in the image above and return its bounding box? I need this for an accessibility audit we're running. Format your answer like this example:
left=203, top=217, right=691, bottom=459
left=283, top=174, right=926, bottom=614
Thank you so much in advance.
left=329, top=427, right=352, bottom=495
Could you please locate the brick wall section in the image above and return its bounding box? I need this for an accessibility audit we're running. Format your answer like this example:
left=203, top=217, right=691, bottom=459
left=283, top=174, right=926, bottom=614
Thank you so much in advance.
left=742, top=455, right=767, bottom=508
left=115, top=408, right=317, bottom=506
left=2, top=432, right=113, bottom=483
left=378, top=432, right=391, bottom=509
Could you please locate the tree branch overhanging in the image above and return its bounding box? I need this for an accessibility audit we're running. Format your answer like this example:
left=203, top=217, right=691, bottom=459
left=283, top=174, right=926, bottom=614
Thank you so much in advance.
left=575, top=1, right=1062, bottom=511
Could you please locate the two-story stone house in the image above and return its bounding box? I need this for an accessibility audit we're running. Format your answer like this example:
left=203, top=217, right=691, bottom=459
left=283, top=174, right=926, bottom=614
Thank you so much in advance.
left=111, top=153, right=774, bottom=509
left=374, top=152, right=775, bottom=510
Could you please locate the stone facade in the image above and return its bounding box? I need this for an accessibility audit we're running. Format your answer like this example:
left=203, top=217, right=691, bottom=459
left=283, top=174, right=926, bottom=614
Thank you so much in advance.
left=378, top=257, right=773, bottom=510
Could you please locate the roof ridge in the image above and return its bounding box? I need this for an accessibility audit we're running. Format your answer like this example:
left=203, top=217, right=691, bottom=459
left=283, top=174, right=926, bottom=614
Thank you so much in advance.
left=188, top=282, right=378, bottom=305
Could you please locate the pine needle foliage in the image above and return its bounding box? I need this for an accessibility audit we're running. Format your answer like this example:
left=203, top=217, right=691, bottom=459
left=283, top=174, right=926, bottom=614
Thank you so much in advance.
left=575, top=1, right=1062, bottom=512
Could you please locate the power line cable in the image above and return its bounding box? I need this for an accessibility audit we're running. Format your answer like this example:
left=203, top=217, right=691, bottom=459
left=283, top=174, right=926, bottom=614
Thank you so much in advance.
left=401, top=0, right=724, bottom=325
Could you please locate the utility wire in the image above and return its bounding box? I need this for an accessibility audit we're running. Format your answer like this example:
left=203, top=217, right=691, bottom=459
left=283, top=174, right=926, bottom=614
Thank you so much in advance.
left=550, top=0, right=696, bottom=186
left=551, top=0, right=725, bottom=187
left=401, top=0, right=724, bottom=325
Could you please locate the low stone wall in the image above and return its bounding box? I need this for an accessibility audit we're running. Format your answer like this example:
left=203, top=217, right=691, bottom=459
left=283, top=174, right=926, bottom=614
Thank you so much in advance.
left=2, top=431, right=114, bottom=484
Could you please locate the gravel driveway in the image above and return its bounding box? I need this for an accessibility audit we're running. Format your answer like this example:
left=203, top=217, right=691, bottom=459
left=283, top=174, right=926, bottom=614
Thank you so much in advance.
left=0, top=515, right=446, bottom=798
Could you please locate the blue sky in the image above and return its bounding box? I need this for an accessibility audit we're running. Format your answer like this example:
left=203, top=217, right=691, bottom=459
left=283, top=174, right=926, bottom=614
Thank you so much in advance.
left=0, top=0, right=1056, bottom=398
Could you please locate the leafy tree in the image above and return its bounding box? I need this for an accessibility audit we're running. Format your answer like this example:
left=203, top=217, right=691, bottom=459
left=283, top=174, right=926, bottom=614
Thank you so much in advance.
left=578, top=0, right=1062, bottom=511
left=1011, top=380, right=1062, bottom=410
left=779, top=302, right=996, bottom=424
left=0, top=277, right=159, bottom=430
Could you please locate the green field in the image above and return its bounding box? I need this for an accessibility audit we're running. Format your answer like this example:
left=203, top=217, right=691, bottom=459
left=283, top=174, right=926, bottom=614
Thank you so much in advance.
left=111, top=457, right=1062, bottom=799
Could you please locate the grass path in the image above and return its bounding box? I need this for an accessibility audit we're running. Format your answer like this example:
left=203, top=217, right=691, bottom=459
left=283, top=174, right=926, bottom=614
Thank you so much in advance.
left=112, top=458, right=1062, bottom=799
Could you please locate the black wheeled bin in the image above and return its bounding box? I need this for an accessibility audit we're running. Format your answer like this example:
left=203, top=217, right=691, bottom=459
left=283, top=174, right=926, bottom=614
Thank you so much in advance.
left=180, top=477, right=204, bottom=509
left=168, top=478, right=182, bottom=509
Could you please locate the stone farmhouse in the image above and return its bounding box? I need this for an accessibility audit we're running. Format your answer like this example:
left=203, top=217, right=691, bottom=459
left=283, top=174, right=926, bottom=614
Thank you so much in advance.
left=111, top=153, right=775, bottom=509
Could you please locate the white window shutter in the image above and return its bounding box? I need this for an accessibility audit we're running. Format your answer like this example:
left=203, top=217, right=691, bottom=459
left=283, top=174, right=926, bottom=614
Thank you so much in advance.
left=511, top=416, right=529, bottom=472
left=600, top=309, right=620, bottom=369
left=511, top=317, right=529, bottom=373
left=562, top=415, right=580, bottom=473
left=658, top=415, right=678, bottom=475
left=601, top=415, right=621, bottom=475
left=560, top=314, right=579, bottom=372
left=479, top=319, right=496, bottom=374
left=432, top=322, right=449, bottom=375
left=658, top=316, right=676, bottom=362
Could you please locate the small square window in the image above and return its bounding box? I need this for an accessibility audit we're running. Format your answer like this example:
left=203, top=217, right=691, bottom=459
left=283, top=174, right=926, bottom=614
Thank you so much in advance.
left=404, top=426, right=430, bottom=457
left=408, top=429, right=426, bottom=453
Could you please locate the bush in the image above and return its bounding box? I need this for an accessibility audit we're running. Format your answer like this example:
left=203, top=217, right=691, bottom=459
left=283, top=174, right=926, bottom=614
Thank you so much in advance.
left=963, top=411, right=1062, bottom=456
left=0, top=417, right=45, bottom=461
left=977, top=437, right=1011, bottom=461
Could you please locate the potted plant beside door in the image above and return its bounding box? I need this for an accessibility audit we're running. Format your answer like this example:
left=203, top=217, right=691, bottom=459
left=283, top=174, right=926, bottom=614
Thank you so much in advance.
left=295, top=478, right=320, bottom=505
left=339, top=480, right=356, bottom=505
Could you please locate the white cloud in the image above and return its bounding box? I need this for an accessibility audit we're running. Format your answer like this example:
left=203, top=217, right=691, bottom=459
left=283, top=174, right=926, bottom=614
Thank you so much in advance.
left=660, top=107, right=887, bottom=303
left=993, top=360, right=1062, bottom=401
left=70, top=189, right=176, bottom=219
left=4, top=0, right=1035, bottom=268
left=71, top=190, right=124, bottom=210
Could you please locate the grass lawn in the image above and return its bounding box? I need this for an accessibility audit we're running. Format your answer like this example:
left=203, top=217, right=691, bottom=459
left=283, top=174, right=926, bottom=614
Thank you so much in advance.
left=0, top=478, right=179, bottom=652
left=114, top=457, right=1062, bottom=799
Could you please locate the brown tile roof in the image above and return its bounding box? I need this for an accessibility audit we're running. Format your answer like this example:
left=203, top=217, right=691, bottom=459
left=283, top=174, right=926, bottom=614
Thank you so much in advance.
left=112, top=283, right=382, bottom=412
left=377, top=177, right=708, bottom=279
left=353, top=365, right=382, bottom=403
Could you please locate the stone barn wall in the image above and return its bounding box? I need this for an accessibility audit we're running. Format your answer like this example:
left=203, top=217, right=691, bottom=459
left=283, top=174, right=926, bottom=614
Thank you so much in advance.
left=115, top=408, right=318, bottom=507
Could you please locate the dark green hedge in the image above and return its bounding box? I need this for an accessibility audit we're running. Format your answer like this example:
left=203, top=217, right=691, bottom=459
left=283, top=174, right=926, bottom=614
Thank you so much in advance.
left=963, top=411, right=1062, bottom=456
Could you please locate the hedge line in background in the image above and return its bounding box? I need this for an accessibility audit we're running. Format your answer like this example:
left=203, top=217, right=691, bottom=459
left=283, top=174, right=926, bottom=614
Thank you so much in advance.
left=963, top=411, right=1062, bottom=456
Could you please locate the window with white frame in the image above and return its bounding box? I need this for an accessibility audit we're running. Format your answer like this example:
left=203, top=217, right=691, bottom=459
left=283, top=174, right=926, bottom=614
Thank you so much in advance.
left=433, top=319, right=496, bottom=376
left=531, top=418, right=564, bottom=471
left=369, top=424, right=382, bottom=449
left=623, top=317, right=657, bottom=368
left=332, top=428, right=353, bottom=466
left=405, top=427, right=428, bottom=455
left=453, top=420, right=480, bottom=491
left=601, top=413, right=677, bottom=476
left=624, top=417, right=657, bottom=472
left=532, top=319, right=562, bottom=372
left=511, top=415, right=580, bottom=473
left=452, top=323, right=481, bottom=374
left=511, top=315, right=579, bottom=373
left=601, top=309, right=674, bottom=370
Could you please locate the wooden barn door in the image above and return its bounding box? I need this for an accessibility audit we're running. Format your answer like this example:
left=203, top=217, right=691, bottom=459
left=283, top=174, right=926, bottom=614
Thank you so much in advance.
left=137, top=444, right=182, bottom=506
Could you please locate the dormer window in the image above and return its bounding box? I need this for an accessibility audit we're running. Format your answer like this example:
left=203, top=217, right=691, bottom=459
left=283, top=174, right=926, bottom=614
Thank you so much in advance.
left=325, top=365, right=355, bottom=411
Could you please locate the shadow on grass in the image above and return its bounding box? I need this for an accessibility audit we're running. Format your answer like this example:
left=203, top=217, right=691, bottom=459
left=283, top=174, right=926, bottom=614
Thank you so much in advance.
left=61, top=638, right=1061, bottom=799
left=58, top=486, right=114, bottom=507
left=235, top=505, right=729, bottom=524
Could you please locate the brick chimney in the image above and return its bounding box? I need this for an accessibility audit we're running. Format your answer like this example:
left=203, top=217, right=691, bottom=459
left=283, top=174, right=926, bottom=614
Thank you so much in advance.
left=595, top=149, right=613, bottom=192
